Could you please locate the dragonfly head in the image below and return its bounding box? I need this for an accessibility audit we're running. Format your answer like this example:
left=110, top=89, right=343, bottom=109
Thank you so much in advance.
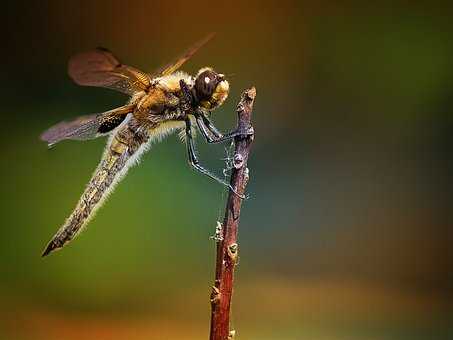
left=194, top=67, right=229, bottom=111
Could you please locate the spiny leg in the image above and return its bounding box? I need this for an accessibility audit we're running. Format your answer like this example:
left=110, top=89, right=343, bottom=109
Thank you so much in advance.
left=195, top=109, right=254, bottom=144
left=185, top=118, right=244, bottom=199
left=195, top=113, right=221, bottom=142
left=185, top=118, right=228, bottom=185
left=178, top=79, right=252, bottom=144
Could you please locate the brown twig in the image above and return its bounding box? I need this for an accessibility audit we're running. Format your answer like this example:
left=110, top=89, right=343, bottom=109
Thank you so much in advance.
left=209, top=87, right=256, bottom=340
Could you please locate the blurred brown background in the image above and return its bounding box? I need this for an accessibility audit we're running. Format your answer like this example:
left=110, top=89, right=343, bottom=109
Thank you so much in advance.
left=1, top=1, right=452, bottom=339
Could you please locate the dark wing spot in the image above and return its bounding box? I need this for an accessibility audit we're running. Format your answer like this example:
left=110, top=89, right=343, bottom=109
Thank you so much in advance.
left=97, top=114, right=127, bottom=134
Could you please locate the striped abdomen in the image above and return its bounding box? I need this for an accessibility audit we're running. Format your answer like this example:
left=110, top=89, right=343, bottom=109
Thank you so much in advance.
left=42, top=123, right=149, bottom=256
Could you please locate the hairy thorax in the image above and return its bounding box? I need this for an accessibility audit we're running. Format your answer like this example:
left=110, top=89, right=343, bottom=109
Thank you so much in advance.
left=126, top=71, right=194, bottom=140
left=132, top=71, right=193, bottom=129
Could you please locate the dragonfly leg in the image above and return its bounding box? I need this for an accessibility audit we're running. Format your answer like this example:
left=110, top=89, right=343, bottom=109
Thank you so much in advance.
left=195, top=111, right=254, bottom=144
left=185, top=118, right=244, bottom=199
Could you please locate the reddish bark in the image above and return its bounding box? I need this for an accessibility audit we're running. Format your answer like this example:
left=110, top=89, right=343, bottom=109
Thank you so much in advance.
left=209, top=87, right=256, bottom=340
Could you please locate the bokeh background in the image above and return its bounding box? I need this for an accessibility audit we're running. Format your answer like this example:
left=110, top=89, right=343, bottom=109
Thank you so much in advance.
left=1, top=1, right=452, bottom=339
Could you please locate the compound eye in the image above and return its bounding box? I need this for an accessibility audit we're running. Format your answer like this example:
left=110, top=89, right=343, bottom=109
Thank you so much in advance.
left=195, top=70, right=217, bottom=99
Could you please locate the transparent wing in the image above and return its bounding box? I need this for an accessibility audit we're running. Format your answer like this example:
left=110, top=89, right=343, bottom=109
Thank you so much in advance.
left=152, top=33, right=215, bottom=77
left=40, top=104, right=134, bottom=147
left=68, top=48, right=150, bottom=95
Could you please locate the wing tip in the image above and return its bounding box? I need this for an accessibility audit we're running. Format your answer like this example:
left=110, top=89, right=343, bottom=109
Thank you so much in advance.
left=39, top=132, right=58, bottom=148
left=206, top=31, right=216, bottom=40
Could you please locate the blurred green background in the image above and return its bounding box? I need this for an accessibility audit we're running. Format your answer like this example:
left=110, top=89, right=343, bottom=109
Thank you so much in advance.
left=1, top=1, right=452, bottom=339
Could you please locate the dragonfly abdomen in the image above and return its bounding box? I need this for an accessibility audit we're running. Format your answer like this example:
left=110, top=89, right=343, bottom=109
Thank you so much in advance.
left=42, top=123, right=149, bottom=256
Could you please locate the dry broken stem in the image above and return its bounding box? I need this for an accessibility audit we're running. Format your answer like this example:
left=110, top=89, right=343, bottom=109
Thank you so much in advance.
left=209, top=87, right=256, bottom=340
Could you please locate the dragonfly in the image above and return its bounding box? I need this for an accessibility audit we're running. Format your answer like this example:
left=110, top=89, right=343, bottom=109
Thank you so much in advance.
left=41, top=34, right=251, bottom=257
